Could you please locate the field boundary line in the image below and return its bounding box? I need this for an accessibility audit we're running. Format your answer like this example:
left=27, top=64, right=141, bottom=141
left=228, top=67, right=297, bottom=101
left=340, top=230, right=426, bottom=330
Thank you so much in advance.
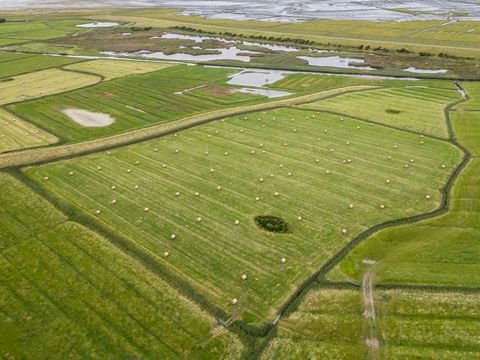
left=0, top=85, right=375, bottom=169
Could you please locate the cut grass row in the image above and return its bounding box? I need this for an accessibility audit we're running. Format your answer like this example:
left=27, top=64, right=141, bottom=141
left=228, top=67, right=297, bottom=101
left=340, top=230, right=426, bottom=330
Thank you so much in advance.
left=300, top=86, right=461, bottom=138
left=0, top=108, right=58, bottom=154
left=0, top=172, right=243, bottom=359
left=0, top=53, right=83, bottom=79
left=261, top=286, right=480, bottom=359
left=64, top=59, right=174, bottom=80
left=7, top=65, right=268, bottom=143
left=24, top=108, right=461, bottom=324
left=336, top=83, right=480, bottom=288
left=0, top=68, right=101, bottom=106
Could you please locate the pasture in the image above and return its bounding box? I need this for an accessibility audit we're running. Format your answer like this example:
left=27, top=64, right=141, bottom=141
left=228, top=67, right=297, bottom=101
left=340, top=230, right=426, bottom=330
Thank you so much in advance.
left=337, top=84, right=480, bottom=287
left=25, top=108, right=461, bottom=324
left=0, top=68, right=100, bottom=105
left=8, top=65, right=268, bottom=143
left=0, top=53, right=82, bottom=78
left=300, top=86, right=461, bottom=138
left=0, top=109, right=58, bottom=153
left=262, top=286, right=480, bottom=359
left=377, top=289, right=480, bottom=358
left=261, top=287, right=366, bottom=359
left=0, top=172, right=243, bottom=359
left=64, top=59, right=173, bottom=80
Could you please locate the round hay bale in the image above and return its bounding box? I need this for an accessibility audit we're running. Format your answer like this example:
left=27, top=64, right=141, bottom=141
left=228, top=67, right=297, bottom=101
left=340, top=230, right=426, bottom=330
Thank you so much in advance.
left=95, top=210, right=101, bottom=215
left=224, top=152, right=229, bottom=156
left=341, top=228, right=348, bottom=235
left=348, top=204, right=354, bottom=209
left=175, top=192, right=181, bottom=196
left=281, top=257, right=287, bottom=264
left=175, top=149, right=179, bottom=154
left=274, top=192, right=279, bottom=196
left=234, top=220, right=240, bottom=225
left=441, top=164, right=446, bottom=169
left=163, top=251, right=169, bottom=257
left=297, top=216, right=302, bottom=221
left=111, top=185, right=116, bottom=190
left=425, top=195, right=431, bottom=200
left=135, top=161, right=140, bottom=165
left=217, top=186, right=222, bottom=190
left=205, top=151, right=209, bottom=155
left=144, top=207, right=150, bottom=212
left=134, top=185, right=139, bottom=190
left=44, top=176, right=49, bottom=181
left=385, top=179, right=391, bottom=184
left=379, top=204, right=385, bottom=209
left=259, top=178, right=264, bottom=182
left=195, top=192, right=200, bottom=196
left=251, top=150, right=256, bottom=154
left=210, top=168, right=215, bottom=173
left=69, top=171, right=74, bottom=176
left=255, top=196, right=260, bottom=201
left=325, top=170, right=331, bottom=174
left=315, top=159, right=320, bottom=163
left=154, top=148, right=158, bottom=152
left=97, top=166, right=102, bottom=170
left=197, top=217, right=202, bottom=222
left=231, top=298, right=238, bottom=305
left=162, top=164, right=167, bottom=168
left=111, top=199, right=117, bottom=204
left=170, top=234, right=176, bottom=240
left=241, top=274, right=247, bottom=280
left=127, top=169, right=132, bottom=173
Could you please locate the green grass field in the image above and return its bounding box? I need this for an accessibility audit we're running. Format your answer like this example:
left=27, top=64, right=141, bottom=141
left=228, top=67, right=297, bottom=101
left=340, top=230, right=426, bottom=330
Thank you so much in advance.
left=337, top=84, right=480, bottom=287
left=64, top=59, right=173, bottom=80
left=8, top=65, right=268, bottom=143
left=377, top=288, right=480, bottom=358
left=262, top=286, right=480, bottom=359
left=0, top=108, right=58, bottom=153
left=0, top=172, right=243, bottom=359
left=300, top=86, right=461, bottom=138
left=261, top=287, right=366, bottom=359
left=24, top=107, right=461, bottom=324
left=0, top=68, right=100, bottom=105
left=0, top=53, right=83, bottom=79
left=1, top=10, right=479, bottom=358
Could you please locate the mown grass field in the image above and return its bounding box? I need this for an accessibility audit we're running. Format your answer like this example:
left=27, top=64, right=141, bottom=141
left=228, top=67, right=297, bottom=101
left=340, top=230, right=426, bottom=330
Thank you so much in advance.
left=24, top=107, right=461, bottom=324
left=64, top=59, right=173, bottom=80
left=0, top=68, right=100, bottom=105
left=0, top=19, right=89, bottom=45
left=271, top=73, right=456, bottom=93
left=0, top=53, right=83, bottom=79
left=262, top=286, right=480, bottom=359
left=300, top=86, right=461, bottom=138
left=8, top=65, right=268, bottom=143
left=0, top=108, right=58, bottom=153
left=377, top=289, right=480, bottom=358
left=0, top=172, right=243, bottom=359
left=261, top=287, right=366, bottom=359
left=337, top=84, right=480, bottom=287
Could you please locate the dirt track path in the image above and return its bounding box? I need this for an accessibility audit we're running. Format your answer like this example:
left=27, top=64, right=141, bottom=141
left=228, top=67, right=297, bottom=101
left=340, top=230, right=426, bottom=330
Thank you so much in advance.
left=362, top=267, right=380, bottom=360
left=0, top=85, right=375, bottom=169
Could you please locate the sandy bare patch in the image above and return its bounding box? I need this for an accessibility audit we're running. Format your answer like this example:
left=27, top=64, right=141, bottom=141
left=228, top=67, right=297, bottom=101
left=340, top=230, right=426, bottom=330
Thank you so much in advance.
left=62, top=108, right=115, bottom=127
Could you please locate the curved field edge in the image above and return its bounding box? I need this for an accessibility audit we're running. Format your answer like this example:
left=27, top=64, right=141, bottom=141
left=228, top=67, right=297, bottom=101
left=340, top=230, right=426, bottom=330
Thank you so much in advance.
left=333, top=83, right=480, bottom=287
left=251, top=83, right=470, bottom=359
left=0, top=85, right=376, bottom=169
left=20, top=107, right=460, bottom=360
left=0, top=170, right=244, bottom=359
